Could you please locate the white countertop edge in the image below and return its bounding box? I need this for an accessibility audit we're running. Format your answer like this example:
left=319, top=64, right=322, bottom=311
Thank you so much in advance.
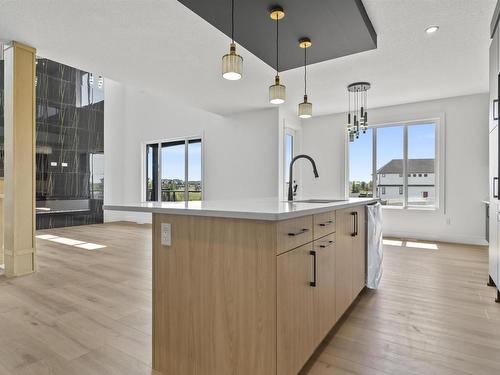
left=104, top=198, right=378, bottom=221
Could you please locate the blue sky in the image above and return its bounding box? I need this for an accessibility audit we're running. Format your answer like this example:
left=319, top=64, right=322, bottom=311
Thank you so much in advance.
left=349, top=123, right=436, bottom=182
left=161, top=142, right=202, bottom=181
left=147, top=142, right=202, bottom=181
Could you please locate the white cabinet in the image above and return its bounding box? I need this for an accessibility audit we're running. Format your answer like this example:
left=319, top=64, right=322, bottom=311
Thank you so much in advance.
left=489, top=23, right=500, bottom=290
left=490, top=127, right=499, bottom=286
left=490, top=29, right=498, bottom=132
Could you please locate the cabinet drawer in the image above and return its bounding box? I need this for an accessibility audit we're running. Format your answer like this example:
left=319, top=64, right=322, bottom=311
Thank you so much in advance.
left=313, top=210, right=336, bottom=239
left=276, top=215, right=313, bottom=255
left=313, top=232, right=336, bottom=252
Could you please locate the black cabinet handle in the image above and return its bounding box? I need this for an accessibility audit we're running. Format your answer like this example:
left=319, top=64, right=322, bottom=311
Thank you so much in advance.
left=288, top=228, right=309, bottom=237
left=351, top=212, right=357, bottom=237
left=319, top=240, right=335, bottom=249
left=494, top=177, right=498, bottom=199
left=318, top=220, right=334, bottom=227
left=310, top=250, right=317, bottom=287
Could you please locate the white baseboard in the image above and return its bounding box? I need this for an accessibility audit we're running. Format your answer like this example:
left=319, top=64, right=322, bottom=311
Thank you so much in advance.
left=383, top=230, right=488, bottom=246
left=104, top=210, right=152, bottom=224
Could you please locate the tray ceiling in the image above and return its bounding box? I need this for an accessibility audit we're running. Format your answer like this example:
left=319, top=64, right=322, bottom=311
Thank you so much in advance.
left=177, top=0, right=377, bottom=71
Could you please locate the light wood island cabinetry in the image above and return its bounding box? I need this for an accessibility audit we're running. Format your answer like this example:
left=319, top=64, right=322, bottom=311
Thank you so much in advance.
left=107, top=198, right=375, bottom=375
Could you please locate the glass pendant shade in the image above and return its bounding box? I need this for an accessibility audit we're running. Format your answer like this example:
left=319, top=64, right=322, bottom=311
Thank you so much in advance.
left=298, top=95, right=312, bottom=118
left=222, top=43, right=243, bottom=80
left=298, top=38, right=312, bottom=118
left=269, top=75, right=286, bottom=104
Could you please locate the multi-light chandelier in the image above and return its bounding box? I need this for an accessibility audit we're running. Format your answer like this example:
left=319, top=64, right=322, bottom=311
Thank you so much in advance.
left=347, top=82, right=371, bottom=142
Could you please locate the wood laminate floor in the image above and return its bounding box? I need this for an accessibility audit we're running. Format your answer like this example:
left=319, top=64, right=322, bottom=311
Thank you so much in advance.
left=0, top=222, right=498, bottom=374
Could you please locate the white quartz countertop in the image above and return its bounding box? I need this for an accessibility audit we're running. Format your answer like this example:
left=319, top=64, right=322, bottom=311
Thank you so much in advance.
left=104, top=198, right=378, bottom=221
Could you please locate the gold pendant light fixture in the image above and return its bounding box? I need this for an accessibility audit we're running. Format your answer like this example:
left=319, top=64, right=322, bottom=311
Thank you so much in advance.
left=269, top=6, right=286, bottom=104
left=222, top=0, right=243, bottom=80
left=298, top=38, right=312, bottom=118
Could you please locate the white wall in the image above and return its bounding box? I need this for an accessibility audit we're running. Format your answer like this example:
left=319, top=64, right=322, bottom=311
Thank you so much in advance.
left=300, top=94, right=489, bottom=245
left=104, top=80, right=280, bottom=223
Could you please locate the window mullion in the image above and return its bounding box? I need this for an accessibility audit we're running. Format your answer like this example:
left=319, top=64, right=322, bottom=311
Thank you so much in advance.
left=157, top=143, right=162, bottom=202
left=372, top=128, right=377, bottom=198
left=185, top=139, right=189, bottom=202
left=403, top=125, right=408, bottom=208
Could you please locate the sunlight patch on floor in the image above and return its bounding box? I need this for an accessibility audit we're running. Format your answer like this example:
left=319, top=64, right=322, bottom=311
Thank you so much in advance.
left=75, top=242, right=106, bottom=250
left=382, top=239, right=403, bottom=247
left=49, top=237, right=86, bottom=246
left=406, top=241, right=439, bottom=250
left=36, top=234, right=107, bottom=251
left=383, top=238, right=438, bottom=250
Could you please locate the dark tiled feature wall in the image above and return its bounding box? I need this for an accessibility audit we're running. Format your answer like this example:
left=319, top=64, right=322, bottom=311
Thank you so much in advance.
left=0, top=58, right=105, bottom=229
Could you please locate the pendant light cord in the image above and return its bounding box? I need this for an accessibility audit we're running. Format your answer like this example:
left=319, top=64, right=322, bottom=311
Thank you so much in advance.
left=304, top=47, right=307, bottom=95
left=276, top=16, right=279, bottom=75
left=231, top=0, right=235, bottom=42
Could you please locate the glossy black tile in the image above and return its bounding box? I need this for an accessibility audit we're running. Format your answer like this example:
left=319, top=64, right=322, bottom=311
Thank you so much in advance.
left=0, top=57, right=104, bottom=229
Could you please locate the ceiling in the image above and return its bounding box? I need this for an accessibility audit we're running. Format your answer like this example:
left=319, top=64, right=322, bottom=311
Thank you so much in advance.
left=0, top=0, right=496, bottom=117
left=177, top=0, right=376, bottom=71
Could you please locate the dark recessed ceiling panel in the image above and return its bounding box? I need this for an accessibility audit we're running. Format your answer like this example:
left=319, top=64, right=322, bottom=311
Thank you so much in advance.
left=178, top=0, right=377, bottom=71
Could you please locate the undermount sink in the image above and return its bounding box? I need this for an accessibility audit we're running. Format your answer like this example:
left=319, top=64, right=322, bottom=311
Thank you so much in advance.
left=292, top=199, right=347, bottom=204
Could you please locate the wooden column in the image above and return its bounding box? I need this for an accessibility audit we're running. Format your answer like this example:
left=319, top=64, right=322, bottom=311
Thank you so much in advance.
left=3, top=42, right=36, bottom=277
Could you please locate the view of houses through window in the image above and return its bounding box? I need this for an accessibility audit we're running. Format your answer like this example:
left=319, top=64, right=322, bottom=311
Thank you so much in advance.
left=349, top=121, right=437, bottom=208
left=145, top=137, right=202, bottom=202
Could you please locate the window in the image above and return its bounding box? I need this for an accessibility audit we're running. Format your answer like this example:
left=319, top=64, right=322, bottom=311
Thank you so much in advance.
left=348, top=128, right=373, bottom=198
left=348, top=120, right=438, bottom=209
left=146, top=144, right=159, bottom=201
left=377, top=125, right=404, bottom=206
left=407, top=123, right=436, bottom=207
left=283, top=129, right=295, bottom=197
left=89, top=153, right=104, bottom=200
left=145, top=137, right=202, bottom=202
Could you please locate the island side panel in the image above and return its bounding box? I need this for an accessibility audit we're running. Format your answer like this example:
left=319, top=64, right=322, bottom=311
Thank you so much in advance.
left=153, top=213, right=277, bottom=375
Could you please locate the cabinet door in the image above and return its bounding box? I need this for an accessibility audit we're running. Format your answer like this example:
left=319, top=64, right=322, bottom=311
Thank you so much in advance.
left=490, top=29, right=499, bottom=132
left=277, top=244, right=316, bottom=375
left=335, top=208, right=354, bottom=321
left=313, top=233, right=336, bottom=341
left=491, top=200, right=499, bottom=286
left=490, top=127, right=498, bottom=203
left=352, top=206, right=366, bottom=297
left=490, top=129, right=499, bottom=285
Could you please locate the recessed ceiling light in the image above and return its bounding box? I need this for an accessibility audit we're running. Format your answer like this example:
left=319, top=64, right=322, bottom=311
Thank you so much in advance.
left=425, top=26, right=439, bottom=34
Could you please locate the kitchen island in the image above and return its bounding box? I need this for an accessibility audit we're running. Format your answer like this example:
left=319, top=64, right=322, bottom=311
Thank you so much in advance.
left=104, top=198, right=377, bottom=375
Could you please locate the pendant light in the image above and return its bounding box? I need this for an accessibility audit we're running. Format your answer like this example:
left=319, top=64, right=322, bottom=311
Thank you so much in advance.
left=298, top=38, right=312, bottom=118
left=346, top=82, right=371, bottom=142
left=222, top=0, right=243, bottom=80
left=269, top=6, right=286, bottom=104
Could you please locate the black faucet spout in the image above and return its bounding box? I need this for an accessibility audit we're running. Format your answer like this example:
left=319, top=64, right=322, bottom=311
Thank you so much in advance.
left=288, top=154, right=319, bottom=201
